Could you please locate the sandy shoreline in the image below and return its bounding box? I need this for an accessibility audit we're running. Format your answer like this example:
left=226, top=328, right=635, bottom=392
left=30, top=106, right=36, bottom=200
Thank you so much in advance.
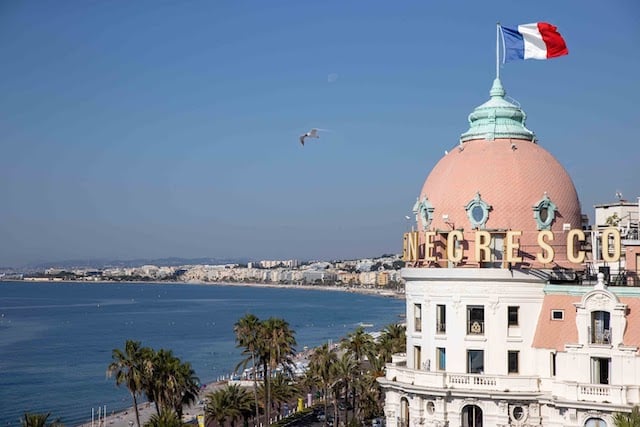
left=77, top=380, right=225, bottom=427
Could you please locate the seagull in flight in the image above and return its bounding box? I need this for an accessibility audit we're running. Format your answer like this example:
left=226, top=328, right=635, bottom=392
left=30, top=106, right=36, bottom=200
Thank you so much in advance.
left=299, top=128, right=322, bottom=146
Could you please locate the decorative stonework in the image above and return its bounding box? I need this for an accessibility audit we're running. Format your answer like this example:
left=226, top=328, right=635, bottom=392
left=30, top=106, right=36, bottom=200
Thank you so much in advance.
left=413, top=197, right=435, bottom=231
left=488, top=297, right=500, bottom=314
left=532, top=193, right=557, bottom=230
left=452, top=293, right=462, bottom=314
left=465, top=192, right=492, bottom=229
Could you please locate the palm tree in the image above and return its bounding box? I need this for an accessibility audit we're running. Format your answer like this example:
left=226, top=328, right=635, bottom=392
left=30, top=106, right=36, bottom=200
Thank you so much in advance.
left=259, top=317, right=296, bottom=424
left=332, top=352, right=358, bottom=424
left=20, top=413, right=63, bottom=427
left=382, top=323, right=406, bottom=354
left=266, top=372, right=299, bottom=418
left=353, top=373, right=383, bottom=422
left=143, top=349, right=200, bottom=418
left=341, top=327, right=374, bottom=419
left=107, top=340, right=150, bottom=427
left=143, top=409, right=182, bottom=427
left=376, top=323, right=406, bottom=364
left=148, top=349, right=180, bottom=414
left=205, top=388, right=231, bottom=427
left=308, top=343, right=338, bottom=426
left=341, top=327, right=375, bottom=364
left=613, top=406, right=640, bottom=427
left=205, top=384, right=253, bottom=427
left=171, top=361, right=200, bottom=419
left=234, top=313, right=262, bottom=423
left=223, top=384, right=254, bottom=427
left=297, top=368, right=319, bottom=399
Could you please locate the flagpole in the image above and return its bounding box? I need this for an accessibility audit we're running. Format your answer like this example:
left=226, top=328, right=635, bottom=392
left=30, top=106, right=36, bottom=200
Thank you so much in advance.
left=496, top=22, right=500, bottom=79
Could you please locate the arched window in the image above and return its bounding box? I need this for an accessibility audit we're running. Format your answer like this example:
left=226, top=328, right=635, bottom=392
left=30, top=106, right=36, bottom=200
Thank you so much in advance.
left=532, top=193, right=558, bottom=230
left=584, top=418, right=607, bottom=427
left=591, top=310, right=611, bottom=344
left=462, top=404, right=483, bottom=427
left=465, top=193, right=491, bottom=229
left=399, top=397, right=409, bottom=427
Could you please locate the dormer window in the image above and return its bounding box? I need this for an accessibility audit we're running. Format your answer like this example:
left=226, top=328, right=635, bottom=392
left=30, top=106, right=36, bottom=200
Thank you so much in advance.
left=413, top=197, right=435, bottom=231
left=590, top=311, right=611, bottom=345
left=533, top=193, right=557, bottom=230
left=465, top=192, right=491, bottom=229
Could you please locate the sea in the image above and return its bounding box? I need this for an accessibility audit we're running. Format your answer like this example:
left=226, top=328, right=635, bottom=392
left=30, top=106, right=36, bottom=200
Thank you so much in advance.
left=0, top=281, right=405, bottom=427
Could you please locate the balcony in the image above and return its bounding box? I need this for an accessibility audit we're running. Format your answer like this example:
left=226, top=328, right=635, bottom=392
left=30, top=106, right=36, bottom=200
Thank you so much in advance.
left=588, top=327, right=611, bottom=345
left=384, top=364, right=539, bottom=393
left=555, top=381, right=640, bottom=405
left=436, top=322, right=446, bottom=334
left=382, top=363, right=640, bottom=406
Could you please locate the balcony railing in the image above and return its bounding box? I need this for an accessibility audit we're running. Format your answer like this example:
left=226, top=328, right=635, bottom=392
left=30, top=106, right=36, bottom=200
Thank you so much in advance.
left=383, top=363, right=640, bottom=406
left=414, top=318, right=422, bottom=332
left=588, top=326, right=612, bottom=345
left=384, top=365, right=538, bottom=393
left=436, top=322, right=446, bottom=333
left=559, top=381, right=640, bottom=405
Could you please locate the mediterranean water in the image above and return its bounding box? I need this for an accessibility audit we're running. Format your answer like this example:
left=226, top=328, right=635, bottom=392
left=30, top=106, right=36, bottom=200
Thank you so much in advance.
left=0, top=281, right=404, bottom=427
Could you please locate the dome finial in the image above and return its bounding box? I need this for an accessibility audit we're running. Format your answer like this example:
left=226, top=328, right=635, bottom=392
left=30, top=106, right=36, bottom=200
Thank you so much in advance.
left=460, top=79, right=535, bottom=142
left=490, top=78, right=505, bottom=98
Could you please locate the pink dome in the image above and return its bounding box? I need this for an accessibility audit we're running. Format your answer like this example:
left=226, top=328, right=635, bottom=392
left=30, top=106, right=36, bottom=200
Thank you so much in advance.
left=415, top=80, right=583, bottom=270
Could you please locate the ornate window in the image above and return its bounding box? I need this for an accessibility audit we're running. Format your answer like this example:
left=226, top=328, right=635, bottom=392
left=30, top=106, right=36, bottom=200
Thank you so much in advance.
left=590, top=311, right=611, bottom=344
left=510, top=405, right=528, bottom=424
left=465, top=192, right=491, bottom=229
left=467, top=305, right=485, bottom=335
left=413, top=196, right=434, bottom=230
left=426, top=401, right=435, bottom=415
left=532, top=193, right=557, bottom=230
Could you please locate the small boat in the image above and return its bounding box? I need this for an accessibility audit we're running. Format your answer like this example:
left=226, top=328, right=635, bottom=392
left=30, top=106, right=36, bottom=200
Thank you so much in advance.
left=359, top=322, right=374, bottom=328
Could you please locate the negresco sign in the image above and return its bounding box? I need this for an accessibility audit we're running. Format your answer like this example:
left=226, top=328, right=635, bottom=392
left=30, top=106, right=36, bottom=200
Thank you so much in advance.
left=402, top=228, right=621, bottom=264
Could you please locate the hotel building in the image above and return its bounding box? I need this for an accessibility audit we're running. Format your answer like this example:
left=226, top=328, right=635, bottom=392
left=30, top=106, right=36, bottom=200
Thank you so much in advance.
left=379, top=78, right=640, bottom=426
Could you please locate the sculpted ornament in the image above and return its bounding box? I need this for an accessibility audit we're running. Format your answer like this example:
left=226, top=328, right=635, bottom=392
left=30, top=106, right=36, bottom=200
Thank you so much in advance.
left=587, top=293, right=611, bottom=310
left=452, top=293, right=462, bottom=314
left=413, top=197, right=435, bottom=231
left=488, top=296, right=499, bottom=314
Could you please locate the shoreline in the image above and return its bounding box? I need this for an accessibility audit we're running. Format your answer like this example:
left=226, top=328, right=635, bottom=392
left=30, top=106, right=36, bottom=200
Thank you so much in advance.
left=76, top=380, right=227, bottom=427
left=5, top=278, right=406, bottom=299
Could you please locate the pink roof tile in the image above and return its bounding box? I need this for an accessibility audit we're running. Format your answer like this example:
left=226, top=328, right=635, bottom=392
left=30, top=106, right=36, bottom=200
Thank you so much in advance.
left=533, top=294, right=640, bottom=351
left=532, top=295, right=579, bottom=351
left=419, top=138, right=583, bottom=269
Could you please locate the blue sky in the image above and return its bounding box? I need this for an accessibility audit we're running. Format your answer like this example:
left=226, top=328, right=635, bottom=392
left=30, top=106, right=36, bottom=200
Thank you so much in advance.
left=1, top=1, right=638, bottom=267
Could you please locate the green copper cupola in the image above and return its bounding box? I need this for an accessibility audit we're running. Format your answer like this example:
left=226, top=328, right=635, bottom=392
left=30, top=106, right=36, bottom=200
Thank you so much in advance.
left=460, top=78, right=536, bottom=142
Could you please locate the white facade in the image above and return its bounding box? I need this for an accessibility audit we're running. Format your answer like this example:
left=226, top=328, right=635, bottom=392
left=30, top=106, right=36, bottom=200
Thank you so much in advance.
left=379, top=268, right=640, bottom=427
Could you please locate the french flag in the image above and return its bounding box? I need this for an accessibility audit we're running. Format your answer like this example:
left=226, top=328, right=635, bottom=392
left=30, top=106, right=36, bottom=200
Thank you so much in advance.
left=501, top=22, right=568, bottom=62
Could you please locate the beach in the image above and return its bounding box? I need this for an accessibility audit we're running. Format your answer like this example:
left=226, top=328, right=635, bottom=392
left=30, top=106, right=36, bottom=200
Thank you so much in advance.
left=78, top=380, right=223, bottom=427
